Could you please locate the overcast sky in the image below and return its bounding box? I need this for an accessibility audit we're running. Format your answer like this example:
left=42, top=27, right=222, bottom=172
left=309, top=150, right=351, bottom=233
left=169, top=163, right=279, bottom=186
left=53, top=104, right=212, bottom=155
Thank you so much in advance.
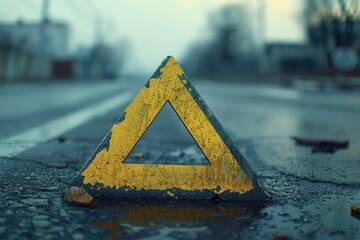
left=0, top=0, right=304, bottom=74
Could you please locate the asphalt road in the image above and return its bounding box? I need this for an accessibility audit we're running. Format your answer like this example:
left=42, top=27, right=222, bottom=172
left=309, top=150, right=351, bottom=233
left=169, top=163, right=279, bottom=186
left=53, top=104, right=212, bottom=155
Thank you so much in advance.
left=0, top=79, right=359, bottom=239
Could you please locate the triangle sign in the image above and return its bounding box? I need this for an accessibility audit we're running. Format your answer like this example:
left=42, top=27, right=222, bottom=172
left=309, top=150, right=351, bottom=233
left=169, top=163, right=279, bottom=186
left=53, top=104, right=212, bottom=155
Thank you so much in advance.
left=72, top=56, right=268, bottom=200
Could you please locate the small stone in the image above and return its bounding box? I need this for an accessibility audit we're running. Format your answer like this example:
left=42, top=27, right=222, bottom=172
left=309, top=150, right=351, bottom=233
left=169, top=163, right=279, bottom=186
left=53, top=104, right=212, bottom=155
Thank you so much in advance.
left=52, top=226, right=64, bottom=232
left=21, top=199, right=48, bottom=206
left=33, top=215, right=49, bottom=220
left=18, top=187, right=24, bottom=191
left=47, top=186, right=59, bottom=191
left=351, top=204, right=360, bottom=216
left=32, top=219, right=51, bottom=228
left=72, top=233, right=84, bottom=240
left=5, top=210, right=13, bottom=215
left=40, top=193, right=48, bottom=199
left=60, top=210, right=67, bottom=217
left=63, top=187, right=93, bottom=204
left=11, top=203, right=25, bottom=208
left=27, top=206, right=38, bottom=212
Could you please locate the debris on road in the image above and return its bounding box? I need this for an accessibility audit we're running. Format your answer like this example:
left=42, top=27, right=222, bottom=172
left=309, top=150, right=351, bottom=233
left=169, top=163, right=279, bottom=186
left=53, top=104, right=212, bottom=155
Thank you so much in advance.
left=273, top=232, right=288, bottom=240
left=57, top=135, right=67, bottom=143
left=64, top=186, right=93, bottom=204
left=351, top=204, right=360, bottom=219
left=291, top=136, right=349, bottom=153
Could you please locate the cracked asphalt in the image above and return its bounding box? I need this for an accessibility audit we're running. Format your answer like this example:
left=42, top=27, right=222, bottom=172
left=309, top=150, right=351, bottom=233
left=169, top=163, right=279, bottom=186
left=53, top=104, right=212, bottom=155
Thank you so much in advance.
left=0, top=79, right=359, bottom=239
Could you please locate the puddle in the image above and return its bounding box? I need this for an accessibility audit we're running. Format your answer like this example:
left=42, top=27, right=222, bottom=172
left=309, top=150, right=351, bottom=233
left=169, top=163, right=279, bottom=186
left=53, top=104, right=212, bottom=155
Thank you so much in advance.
left=90, top=199, right=265, bottom=239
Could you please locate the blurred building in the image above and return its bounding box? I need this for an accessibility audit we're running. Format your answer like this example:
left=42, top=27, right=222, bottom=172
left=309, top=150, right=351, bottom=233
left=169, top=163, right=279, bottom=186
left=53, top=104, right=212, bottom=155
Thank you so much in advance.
left=264, top=15, right=360, bottom=76
left=0, top=20, right=68, bottom=56
left=265, top=43, right=319, bottom=74
left=0, top=20, right=124, bottom=82
left=0, top=20, right=69, bottom=82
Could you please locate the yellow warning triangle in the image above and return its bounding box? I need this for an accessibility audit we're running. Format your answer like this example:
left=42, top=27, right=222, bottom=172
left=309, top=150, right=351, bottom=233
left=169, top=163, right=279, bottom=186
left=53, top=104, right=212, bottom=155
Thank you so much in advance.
left=73, top=56, right=268, bottom=200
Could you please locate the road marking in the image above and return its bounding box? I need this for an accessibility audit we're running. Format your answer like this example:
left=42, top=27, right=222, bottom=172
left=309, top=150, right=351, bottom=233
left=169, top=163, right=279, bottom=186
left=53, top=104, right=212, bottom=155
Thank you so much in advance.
left=0, top=92, right=133, bottom=158
left=73, top=56, right=268, bottom=200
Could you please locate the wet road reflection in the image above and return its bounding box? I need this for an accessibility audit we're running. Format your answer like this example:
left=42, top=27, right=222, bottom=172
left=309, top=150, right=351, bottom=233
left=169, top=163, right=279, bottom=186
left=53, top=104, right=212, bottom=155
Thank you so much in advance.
left=90, top=199, right=266, bottom=239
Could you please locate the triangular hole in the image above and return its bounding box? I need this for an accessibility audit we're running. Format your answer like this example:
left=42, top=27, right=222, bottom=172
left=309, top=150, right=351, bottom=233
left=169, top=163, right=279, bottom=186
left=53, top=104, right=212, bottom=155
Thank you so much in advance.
left=124, top=102, right=210, bottom=165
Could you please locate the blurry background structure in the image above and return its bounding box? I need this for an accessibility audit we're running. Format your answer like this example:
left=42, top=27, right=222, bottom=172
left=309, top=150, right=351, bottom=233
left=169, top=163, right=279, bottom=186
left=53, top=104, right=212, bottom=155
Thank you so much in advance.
left=0, top=0, right=359, bottom=85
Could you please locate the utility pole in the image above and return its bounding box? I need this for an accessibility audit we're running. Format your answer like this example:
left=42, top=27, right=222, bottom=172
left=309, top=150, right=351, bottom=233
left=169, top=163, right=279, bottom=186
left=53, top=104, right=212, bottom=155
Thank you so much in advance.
left=94, top=18, right=103, bottom=44
left=257, top=0, right=266, bottom=74
left=37, top=0, right=50, bottom=80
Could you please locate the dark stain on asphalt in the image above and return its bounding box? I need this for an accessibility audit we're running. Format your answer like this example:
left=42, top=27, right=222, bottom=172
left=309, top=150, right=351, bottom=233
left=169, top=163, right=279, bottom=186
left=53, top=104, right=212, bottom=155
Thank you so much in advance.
left=57, top=136, right=67, bottom=143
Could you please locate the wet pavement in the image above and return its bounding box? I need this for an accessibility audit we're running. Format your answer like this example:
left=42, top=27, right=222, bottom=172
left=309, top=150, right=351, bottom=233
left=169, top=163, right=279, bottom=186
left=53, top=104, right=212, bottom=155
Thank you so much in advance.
left=0, top=80, right=359, bottom=239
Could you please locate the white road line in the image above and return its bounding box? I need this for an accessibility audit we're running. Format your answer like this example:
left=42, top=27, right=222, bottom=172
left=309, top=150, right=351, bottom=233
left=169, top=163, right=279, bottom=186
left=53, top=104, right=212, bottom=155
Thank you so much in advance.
left=0, top=92, right=133, bottom=158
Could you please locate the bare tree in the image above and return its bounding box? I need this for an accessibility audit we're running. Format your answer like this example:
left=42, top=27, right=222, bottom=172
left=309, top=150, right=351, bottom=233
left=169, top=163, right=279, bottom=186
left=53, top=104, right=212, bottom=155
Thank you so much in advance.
left=182, top=4, right=258, bottom=78
left=303, top=0, right=360, bottom=69
left=87, top=40, right=130, bottom=78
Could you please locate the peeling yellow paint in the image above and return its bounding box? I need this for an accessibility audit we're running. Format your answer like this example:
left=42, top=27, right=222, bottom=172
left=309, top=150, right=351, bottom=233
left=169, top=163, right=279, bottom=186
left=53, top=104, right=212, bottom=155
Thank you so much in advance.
left=166, top=191, right=175, bottom=197
left=81, top=57, right=253, bottom=195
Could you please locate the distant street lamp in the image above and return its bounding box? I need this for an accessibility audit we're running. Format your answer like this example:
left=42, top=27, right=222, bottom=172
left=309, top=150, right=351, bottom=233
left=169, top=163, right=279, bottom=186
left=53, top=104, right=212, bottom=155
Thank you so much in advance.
left=37, top=0, right=50, bottom=80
